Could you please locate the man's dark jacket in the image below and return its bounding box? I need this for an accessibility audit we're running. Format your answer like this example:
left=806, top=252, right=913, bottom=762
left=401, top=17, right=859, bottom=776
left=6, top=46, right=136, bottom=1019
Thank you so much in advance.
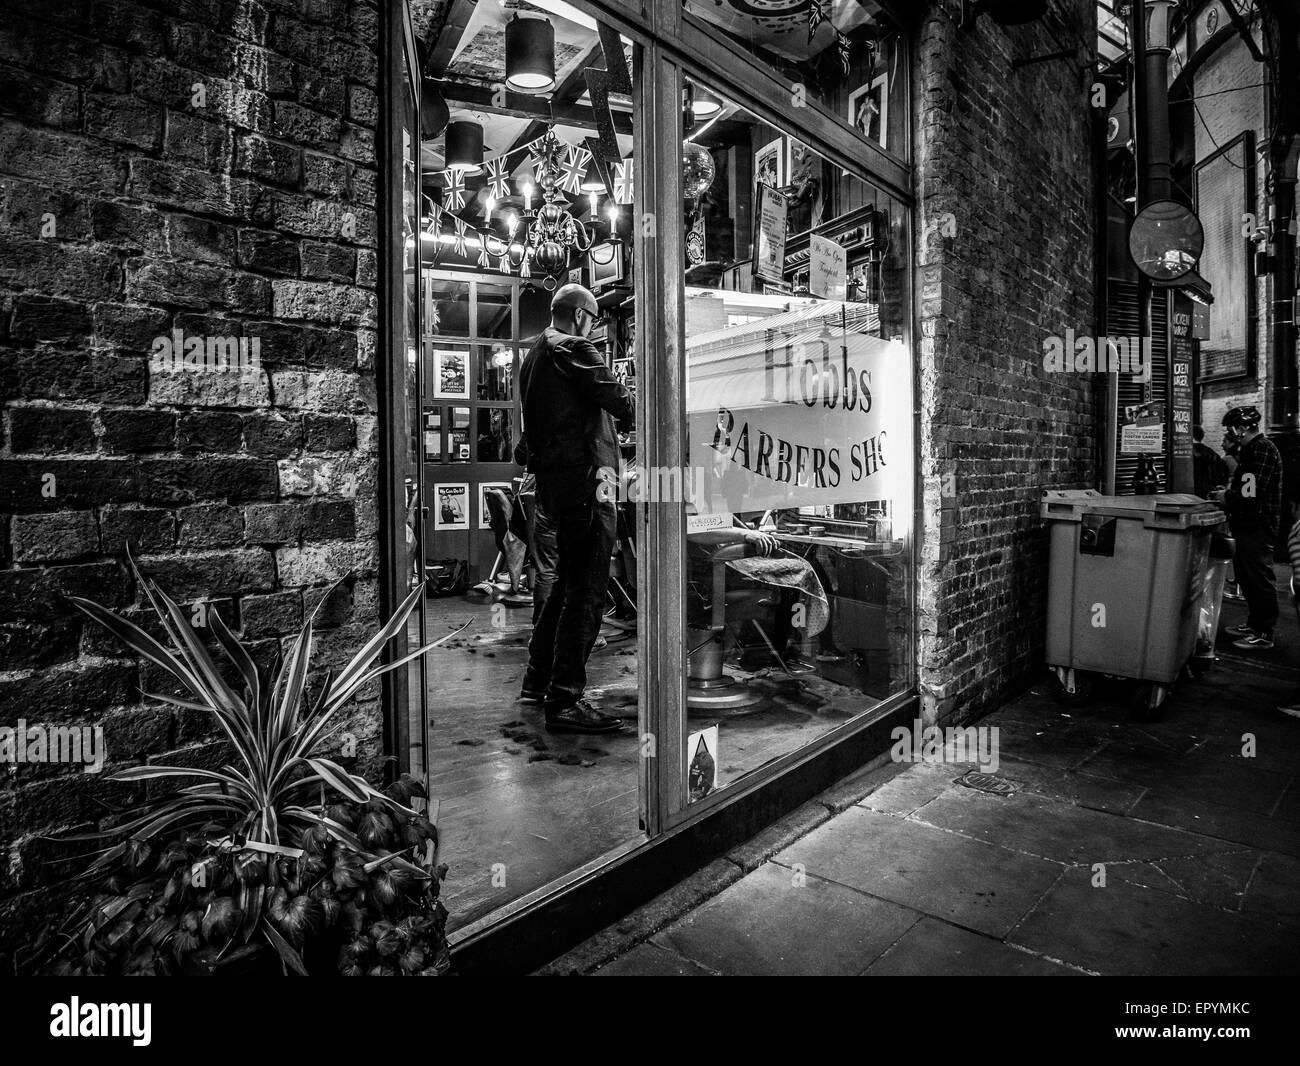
left=518, top=326, right=633, bottom=475
left=1225, top=432, right=1283, bottom=541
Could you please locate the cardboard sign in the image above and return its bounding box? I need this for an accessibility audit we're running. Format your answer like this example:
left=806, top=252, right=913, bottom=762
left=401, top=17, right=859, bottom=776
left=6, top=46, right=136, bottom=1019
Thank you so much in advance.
left=809, top=234, right=847, bottom=300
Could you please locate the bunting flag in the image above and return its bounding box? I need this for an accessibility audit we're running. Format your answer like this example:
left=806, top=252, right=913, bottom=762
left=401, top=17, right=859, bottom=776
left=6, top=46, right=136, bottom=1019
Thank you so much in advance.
left=453, top=218, right=468, bottom=258
left=557, top=144, right=590, bottom=195
left=837, top=31, right=852, bottom=75
left=477, top=238, right=490, bottom=267
left=519, top=251, right=531, bottom=279
left=808, top=0, right=827, bottom=44
left=499, top=253, right=511, bottom=274
left=445, top=170, right=466, bottom=211
left=613, top=159, right=634, bottom=204
left=484, top=155, right=510, bottom=199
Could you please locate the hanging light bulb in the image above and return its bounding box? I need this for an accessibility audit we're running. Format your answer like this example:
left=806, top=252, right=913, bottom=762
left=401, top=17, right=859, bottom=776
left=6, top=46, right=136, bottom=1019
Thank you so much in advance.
left=505, top=15, right=556, bottom=94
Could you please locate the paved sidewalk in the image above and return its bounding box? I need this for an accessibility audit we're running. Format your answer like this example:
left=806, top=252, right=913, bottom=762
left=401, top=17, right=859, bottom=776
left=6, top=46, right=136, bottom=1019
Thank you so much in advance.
left=542, top=589, right=1300, bottom=976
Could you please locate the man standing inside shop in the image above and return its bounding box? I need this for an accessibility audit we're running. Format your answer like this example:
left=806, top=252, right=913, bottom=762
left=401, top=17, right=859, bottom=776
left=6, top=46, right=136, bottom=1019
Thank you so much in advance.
left=518, top=283, right=633, bottom=734
left=1213, top=406, right=1283, bottom=651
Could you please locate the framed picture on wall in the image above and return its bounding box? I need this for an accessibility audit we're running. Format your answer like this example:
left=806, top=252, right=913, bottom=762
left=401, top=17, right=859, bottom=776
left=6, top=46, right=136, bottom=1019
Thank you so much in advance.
left=1194, top=131, right=1256, bottom=382
left=433, top=348, right=470, bottom=398
left=434, top=482, right=470, bottom=531
left=478, top=481, right=511, bottom=530
left=848, top=74, right=888, bottom=152
left=754, top=136, right=785, bottom=191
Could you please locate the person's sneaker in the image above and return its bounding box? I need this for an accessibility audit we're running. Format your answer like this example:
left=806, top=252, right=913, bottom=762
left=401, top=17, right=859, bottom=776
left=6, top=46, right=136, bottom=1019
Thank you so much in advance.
left=1225, top=622, right=1254, bottom=637
left=1233, top=632, right=1275, bottom=650
left=545, top=699, right=623, bottom=734
left=518, top=687, right=546, bottom=704
left=1277, top=699, right=1300, bottom=719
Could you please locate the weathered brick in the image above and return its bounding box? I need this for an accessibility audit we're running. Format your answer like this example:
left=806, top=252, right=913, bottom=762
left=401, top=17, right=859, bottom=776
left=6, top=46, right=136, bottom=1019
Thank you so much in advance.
left=240, top=589, right=302, bottom=636
left=0, top=239, right=122, bottom=301
left=147, top=365, right=270, bottom=408
left=253, top=321, right=357, bottom=370
left=235, top=133, right=301, bottom=187
left=175, top=502, right=243, bottom=547
left=243, top=501, right=303, bottom=544
left=303, top=151, right=347, bottom=195
left=236, top=228, right=299, bottom=276
left=166, top=214, right=236, bottom=264
left=0, top=66, right=80, bottom=128
left=128, top=158, right=270, bottom=223
left=300, top=241, right=356, bottom=282
left=10, top=510, right=98, bottom=562
left=99, top=408, right=175, bottom=453
left=242, top=411, right=301, bottom=456
left=136, top=457, right=276, bottom=504
left=275, top=539, right=374, bottom=586
left=303, top=413, right=354, bottom=451
left=0, top=657, right=137, bottom=723
left=99, top=504, right=175, bottom=553
left=137, top=548, right=274, bottom=601
left=9, top=297, right=93, bottom=346
left=277, top=455, right=356, bottom=497
left=89, top=200, right=167, bottom=252
left=177, top=410, right=243, bottom=452
left=0, top=122, right=125, bottom=196
left=0, top=348, right=147, bottom=405
left=303, top=499, right=355, bottom=540
left=0, top=459, right=136, bottom=510
left=271, top=368, right=366, bottom=412
left=8, top=407, right=95, bottom=454
left=91, top=302, right=169, bottom=351
left=84, top=92, right=163, bottom=150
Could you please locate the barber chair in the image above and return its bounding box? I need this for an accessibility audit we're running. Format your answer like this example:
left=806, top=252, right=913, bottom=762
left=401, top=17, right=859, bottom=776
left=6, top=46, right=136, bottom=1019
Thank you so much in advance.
left=686, top=544, right=768, bottom=712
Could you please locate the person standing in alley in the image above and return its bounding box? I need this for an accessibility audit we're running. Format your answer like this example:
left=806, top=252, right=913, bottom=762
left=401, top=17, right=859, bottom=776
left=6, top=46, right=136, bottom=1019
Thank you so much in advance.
left=517, top=283, right=634, bottom=734
left=1213, top=406, right=1282, bottom=650
left=1193, top=424, right=1229, bottom=499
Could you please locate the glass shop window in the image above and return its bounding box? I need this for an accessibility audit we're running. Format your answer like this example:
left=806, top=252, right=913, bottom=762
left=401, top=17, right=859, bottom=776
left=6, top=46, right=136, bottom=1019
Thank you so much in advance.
left=677, top=73, right=914, bottom=806
left=684, top=0, right=908, bottom=162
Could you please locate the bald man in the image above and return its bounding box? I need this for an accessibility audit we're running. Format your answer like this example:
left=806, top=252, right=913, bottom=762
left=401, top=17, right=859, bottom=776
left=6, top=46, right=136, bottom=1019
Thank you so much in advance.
left=517, top=283, right=634, bottom=734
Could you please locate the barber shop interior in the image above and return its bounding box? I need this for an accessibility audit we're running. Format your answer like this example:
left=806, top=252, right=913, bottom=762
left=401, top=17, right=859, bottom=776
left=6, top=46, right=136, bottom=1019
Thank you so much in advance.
left=395, top=0, right=915, bottom=934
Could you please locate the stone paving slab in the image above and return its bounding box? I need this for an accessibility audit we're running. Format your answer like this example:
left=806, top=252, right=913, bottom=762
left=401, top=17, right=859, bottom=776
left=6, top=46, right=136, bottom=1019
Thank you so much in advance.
left=593, top=942, right=719, bottom=976
left=772, top=806, right=1065, bottom=939
left=650, top=861, right=920, bottom=976
left=1007, top=866, right=1300, bottom=976
left=864, top=916, right=1082, bottom=977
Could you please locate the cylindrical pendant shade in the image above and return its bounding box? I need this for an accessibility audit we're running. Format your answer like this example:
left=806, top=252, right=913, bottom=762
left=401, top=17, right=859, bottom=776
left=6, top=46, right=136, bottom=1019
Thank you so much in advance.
left=506, top=16, right=555, bottom=93
left=445, top=120, right=483, bottom=174
left=580, top=157, right=606, bottom=193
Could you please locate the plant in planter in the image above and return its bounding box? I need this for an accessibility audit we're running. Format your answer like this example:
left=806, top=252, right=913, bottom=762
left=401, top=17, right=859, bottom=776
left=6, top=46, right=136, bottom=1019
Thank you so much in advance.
left=26, top=560, right=465, bottom=977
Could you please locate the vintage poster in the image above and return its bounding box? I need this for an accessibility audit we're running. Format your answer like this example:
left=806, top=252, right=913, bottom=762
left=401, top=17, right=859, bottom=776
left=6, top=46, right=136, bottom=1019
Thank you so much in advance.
left=752, top=184, right=789, bottom=285
left=434, top=482, right=470, bottom=530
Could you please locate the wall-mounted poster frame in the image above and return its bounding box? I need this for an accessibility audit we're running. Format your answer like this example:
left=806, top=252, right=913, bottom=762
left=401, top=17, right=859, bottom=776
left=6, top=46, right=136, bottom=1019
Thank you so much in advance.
left=754, top=136, right=785, bottom=190
left=752, top=183, right=789, bottom=284
left=433, top=347, right=471, bottom=398
left=1194, top=131, right=1256, bottom=383
left=848, top=73, right=889, bottom=152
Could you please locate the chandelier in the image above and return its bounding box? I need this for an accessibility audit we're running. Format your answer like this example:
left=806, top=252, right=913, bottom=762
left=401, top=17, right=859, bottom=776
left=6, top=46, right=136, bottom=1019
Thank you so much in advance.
left=518, top=127, right=599, bottom=280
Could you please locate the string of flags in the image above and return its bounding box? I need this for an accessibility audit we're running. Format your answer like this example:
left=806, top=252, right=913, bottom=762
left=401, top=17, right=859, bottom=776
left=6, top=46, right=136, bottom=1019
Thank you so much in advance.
left=428, top=133, right=630, bottom=204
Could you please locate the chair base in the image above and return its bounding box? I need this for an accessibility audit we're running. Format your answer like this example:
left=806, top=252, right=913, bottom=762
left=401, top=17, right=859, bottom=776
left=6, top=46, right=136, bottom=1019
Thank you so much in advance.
left=686, top=672, right=761, bottom=711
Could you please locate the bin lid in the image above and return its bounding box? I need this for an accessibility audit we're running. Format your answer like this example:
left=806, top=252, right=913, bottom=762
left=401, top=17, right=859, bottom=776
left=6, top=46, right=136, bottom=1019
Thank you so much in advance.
left=1041, top=488, right=1225, bottom=528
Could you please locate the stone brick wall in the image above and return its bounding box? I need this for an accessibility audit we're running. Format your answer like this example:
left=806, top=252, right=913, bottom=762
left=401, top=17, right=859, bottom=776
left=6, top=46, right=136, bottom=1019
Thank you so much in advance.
left=0, top=0, right=383, bottom=969
left=914, top=2, right=1098, bottom=723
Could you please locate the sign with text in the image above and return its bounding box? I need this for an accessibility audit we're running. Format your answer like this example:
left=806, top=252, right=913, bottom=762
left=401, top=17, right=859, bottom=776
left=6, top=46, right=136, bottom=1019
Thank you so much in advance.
left=753, top=184, right=789, bottom=285
left=809, top=234, right=847, bottom=300
left=687, top=302, right=910, bottom=514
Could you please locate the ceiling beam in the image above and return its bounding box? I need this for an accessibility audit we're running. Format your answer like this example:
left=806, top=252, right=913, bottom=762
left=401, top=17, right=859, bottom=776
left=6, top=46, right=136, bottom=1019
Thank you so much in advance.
left=427, top=0, right=477, bottom=75
left=433, top=79, right=634, bottom=134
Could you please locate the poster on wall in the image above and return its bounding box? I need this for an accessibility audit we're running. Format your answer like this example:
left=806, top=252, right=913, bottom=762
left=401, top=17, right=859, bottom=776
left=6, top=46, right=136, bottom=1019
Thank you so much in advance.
left=848, top=73, right=889, bottom=152
left=1120, top=402, right=1165, bottom=454
left=478, top=481, right=511, bottom=530
left=433, top=349, right=470, bottom=398
left=809, top=234, right=847, bottom=300
left=754, top=137, right=785, bottom=190
left=687, top=725, right=718, bottom=803
left=1194, top=133, right=1254, bottom=382
left=752, top=184, right=789, bottom=285
left=434, top=483, right=470, bottom=531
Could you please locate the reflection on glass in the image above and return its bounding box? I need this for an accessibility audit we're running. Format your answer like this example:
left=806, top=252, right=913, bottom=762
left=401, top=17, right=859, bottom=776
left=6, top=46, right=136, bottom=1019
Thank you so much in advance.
left=680, top=76, right=913, bottom=805
left=476, top=407, right=514, bottom=463
left=449, top=405, right=471, bottom=462
left=476, top=283, right=513, bottom=338
left=427, top=277, right=470, bottom=336
left=478, top=344, right=515, bottom=400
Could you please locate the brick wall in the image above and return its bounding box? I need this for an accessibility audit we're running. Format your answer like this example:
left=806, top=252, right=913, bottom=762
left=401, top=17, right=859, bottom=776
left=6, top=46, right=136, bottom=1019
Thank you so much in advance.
left=0, top=0, right=383, bottom=969
left=914, top=2, right=1098, bottom=723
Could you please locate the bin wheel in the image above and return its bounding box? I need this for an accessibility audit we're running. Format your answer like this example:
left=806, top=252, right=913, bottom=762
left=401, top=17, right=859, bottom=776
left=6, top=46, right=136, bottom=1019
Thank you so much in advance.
left=1129, top=683, right=1167, bottom=720
left=1049, top=669, right=1093, bottom=706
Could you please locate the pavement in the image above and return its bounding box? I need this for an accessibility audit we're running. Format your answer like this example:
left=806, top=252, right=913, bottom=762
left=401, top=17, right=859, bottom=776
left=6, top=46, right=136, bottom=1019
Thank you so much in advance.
left=539, top=572, right=1300, bottom=976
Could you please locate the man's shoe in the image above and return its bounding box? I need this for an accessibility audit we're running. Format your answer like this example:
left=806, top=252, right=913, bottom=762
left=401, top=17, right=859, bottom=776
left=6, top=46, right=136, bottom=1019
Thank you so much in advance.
left=1277, top=700, right=1300, bottom=719
left=518, top=687, right=546, bottom=704
left=1225, top=622, right=1254, bottom=637
left=545, top=700, right=623, bottom=734
left=1233, top=632, right=1274, bottom=650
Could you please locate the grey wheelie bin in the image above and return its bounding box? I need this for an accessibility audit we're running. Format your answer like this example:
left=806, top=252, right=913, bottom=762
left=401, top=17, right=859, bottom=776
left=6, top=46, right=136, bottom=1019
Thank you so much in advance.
left=1040, top=489, right=1227, bottom=714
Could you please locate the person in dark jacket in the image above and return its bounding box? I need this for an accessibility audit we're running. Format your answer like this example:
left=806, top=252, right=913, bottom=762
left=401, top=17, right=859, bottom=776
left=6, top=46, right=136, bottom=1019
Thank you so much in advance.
left=517, top=283, right=634, bottom=734
left=1212, top=406, right=1283, bottom=650
left=1192, top=424, right=1229, bottom=499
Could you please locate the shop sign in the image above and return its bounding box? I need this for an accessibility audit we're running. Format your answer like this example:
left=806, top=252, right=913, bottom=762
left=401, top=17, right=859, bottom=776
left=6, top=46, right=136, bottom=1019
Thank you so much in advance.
left=688, top=309, right=909, bottom=514
left=809, top=234, right=847, bottom=300
left=753, top=184, right=789, bottom=284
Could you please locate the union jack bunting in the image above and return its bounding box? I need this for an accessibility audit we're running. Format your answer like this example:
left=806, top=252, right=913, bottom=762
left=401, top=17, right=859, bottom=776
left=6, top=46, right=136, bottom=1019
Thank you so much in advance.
left=613, top=159, right=634, bottom=204
left=557, top=144, right=590, bottom=195
left=808, top=0, right=827, bottom=44
left=837, top=31, right=852, bottom=75
left=444, top=170, right=466, bottom=211
left=453, top=218, right=468, bottom=258
left=484, top=155, right=510, bottom=199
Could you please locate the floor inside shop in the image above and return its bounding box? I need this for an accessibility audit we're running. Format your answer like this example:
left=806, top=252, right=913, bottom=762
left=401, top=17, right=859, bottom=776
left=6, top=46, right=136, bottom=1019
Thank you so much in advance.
left=420, top=592, right=884, bottom=933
